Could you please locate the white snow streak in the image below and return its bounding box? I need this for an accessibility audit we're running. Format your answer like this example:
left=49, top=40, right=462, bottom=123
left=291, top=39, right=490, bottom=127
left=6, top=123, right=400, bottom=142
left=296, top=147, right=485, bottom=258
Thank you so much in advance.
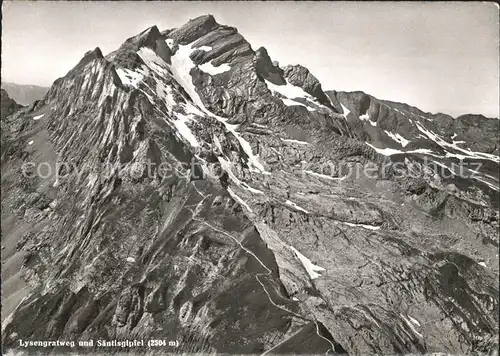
left=400, top=314, right=423, bottom=338
left=172, top=113, right=200, bottom=147
left=217, top=156, right=264, bottom=195
left=365, top=143, right=405, bottom=156
left=407, top=315, right=421, bottom=327
left=385, top=131, right=410, bottom=147
left=28, top=140, right=34, bottom=146
left=474, top=177, right=499, bottom=191
left=343, top=222, right=380, bottom=230
left=366, top=143, right=435, bottom=156
left=304, top=170, right=346, bottom=181
left=285, top=200, right=310, bottom=214
left=289, top=246, right=325, bottom=279
left=227, top=187, right=253, bottom=212
left=252, top=123, right=268, bottom=128
left=280, top=138, right=309, bottom=145
left=33, top=114, right=45, bottom=121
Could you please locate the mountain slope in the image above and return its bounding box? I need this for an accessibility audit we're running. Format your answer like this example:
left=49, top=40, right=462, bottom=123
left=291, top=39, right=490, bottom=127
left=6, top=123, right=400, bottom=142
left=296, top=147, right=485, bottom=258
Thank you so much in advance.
left=1, top=15, right=498, bottom=355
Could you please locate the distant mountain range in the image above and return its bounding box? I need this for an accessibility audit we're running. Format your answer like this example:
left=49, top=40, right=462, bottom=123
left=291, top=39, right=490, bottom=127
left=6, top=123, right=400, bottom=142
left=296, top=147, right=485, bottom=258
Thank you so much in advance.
left=1, top=81, right=49, bottom=106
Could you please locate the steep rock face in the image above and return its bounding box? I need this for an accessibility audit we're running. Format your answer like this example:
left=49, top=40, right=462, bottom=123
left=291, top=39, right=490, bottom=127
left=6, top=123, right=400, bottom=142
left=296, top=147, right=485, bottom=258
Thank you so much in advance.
left=455, top=114, right=499, bottom=154
left=2, top=15, right=498, bottom=356
left=254, top=47, right=286, bottom=85
left=283, top=64, right=333, bottom=109
left=1, top=89, right=22, bottom=119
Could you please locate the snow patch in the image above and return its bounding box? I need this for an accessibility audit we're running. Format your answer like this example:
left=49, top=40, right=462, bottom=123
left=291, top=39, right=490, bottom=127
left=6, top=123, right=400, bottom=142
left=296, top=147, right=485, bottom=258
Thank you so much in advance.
left=281, top=138, right=309, bottom=145
left=400, top=314, right=423, bottom=338
left=366, top=143, right=404, bottom=156
left=195, top=45, right=212, bottom=52
left=341, top=103, right=351, bottom=119
left=126, top=257, right=136, bottom=263
left=33, top=114, right=44, bottom=121
left=343, top=222, right=380, bottom=230
left=172, top=113, right=200, bottom=147
left=227, top=187, right=253, bottom=212
left=478, top=261, right=487, bottom=267
left=116, top=67, right=143, bottom=88
left=280, top=98, right=315, bottom=111
left=265, top=79, right=324, bottom=110
left=304, top=170, right=346, bottom=181
left=407, top=315, right=421, bottom=327
left=366, top=143, right=436, bottom=156
left=385, top=131, right=410, bottom=147
left=360, top=113, right=376, bottom=126
left=265, top=79, right=313, bottom=100
left=252, top=123, right=268, bottom=128
left=155, top=81, right=177, bottom=109
left=199, top=61, right=231, bottom=75
left=28, top=140, right=34, bottom=146
left=289, top=246, right=325, bottom=279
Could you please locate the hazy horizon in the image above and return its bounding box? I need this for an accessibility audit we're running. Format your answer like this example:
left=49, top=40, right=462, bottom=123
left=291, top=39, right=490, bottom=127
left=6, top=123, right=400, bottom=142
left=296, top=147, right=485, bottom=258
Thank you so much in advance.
left=2, top=1, right=499, bottom=117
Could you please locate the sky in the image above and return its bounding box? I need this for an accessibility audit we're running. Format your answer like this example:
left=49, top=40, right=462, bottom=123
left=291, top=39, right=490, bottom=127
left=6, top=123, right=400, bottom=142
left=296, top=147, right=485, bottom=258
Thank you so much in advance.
left=1, top=1, right=499, bottom=117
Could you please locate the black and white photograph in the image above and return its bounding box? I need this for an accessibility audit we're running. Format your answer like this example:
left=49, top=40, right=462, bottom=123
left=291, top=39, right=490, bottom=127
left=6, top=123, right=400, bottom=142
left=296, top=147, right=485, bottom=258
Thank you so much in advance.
left=1, top=1, right=499, bottom=355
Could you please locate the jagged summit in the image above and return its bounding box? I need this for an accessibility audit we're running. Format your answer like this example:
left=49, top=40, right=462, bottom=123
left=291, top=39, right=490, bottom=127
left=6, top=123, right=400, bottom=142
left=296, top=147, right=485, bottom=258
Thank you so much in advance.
left=254, top=46, right=286, bottom=85
left=65, top=47, right=104, bottom=77
left=1, top=15, right=498, bottom=356
left=169, top=14, right=220, bottom=45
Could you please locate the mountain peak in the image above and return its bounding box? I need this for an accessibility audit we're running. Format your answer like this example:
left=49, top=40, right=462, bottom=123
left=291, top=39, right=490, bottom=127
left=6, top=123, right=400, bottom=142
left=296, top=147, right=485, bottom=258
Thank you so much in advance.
left=254, top=46, right=286, bottom=85
left=124, top=25, right=163, bottom=48
left=84, top=47, right=104, bottom=60
left=168, top=14, right=220, bottom=45
left=283, top=64, right=333, bottom=108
